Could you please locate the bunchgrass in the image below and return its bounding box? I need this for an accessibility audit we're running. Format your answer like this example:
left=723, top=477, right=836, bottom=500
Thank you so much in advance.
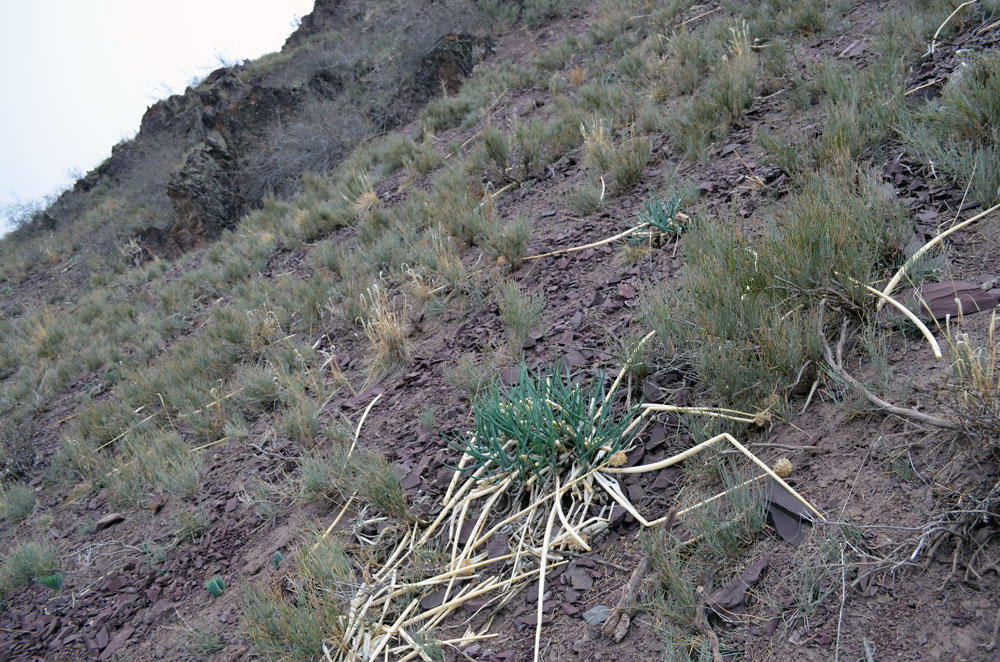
left=359, top=283, right=411, bottom=374
left=497, top=280, right=545, bottom=353
left=298, top=443, right=409, bottom=519
left=565, top=180, right=605, bottom=216
left=0, top=483, right=36, bottom=522
left=901, top=51, right=1000, bottom=208
left=453, top=363, right=638, bottom=485
left=610, top=131, right=652, bottom=194
left=0, top=541, right=59, bottom=595
left=350, top=448, right=410, bottom=520
left=243, top=533, right=353, bottom=662
left=946, top=313, right=1000, bottom=447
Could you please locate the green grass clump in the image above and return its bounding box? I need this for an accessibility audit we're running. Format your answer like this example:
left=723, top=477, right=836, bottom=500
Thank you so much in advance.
left=0, top=483, right=36, bottom=522
left=669, top=24, right=758, bottom=160
left=244, top=533, right=353, bottom=662
left=36, top=572, right=63, bottom=592
left=902, top=51, right=1000, bottom=208
left=649, top=167, right=907, bottom=410
left=497, top=280, right=545, bottom=353
left=565, top=180, right=605, bottom=216
left=483, top=215, right=534, bottom=268
left=454, top=364, right=638, bottom=485
left=634, top=195, right=688, bottom=241
left=1, top=541, right=59, bottom=595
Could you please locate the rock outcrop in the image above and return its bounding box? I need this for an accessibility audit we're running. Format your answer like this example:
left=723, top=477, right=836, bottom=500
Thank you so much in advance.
left=32, top=0, right=500, bottom=259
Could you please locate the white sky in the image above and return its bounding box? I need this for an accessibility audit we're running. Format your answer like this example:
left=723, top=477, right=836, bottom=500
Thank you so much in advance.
left=0, top=0, right=316, bottom=235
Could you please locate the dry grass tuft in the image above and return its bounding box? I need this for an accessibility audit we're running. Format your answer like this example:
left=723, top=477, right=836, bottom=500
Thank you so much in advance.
left=360, top=283, right=411, bottom=373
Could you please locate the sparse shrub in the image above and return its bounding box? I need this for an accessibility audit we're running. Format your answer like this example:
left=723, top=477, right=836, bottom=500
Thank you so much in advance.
left=565, top=180, right=605, bottom=216
left=578, top=81, right=630, bottom=116
left=371, top=134, right=441, bottom=175
left=758, top=130, right=804, bottom=176
left=421, top=160, right=486, bottom=246
left=0, top=483, right=36, bottom=522
left=105, top=428, right=203, bottom=507
left=669, top=23, right=758, bottom=160
left=174, top=506, right=210, bottom=541
left=651, top=167, right=906, bottom=409
left=664, top=25, right=722, bottom=95
left=617, top=51, right=647, bottom=80
left=184, top=628, right=226, bottom=655
left=0, top=541, right=59, bottom=595
left=480, top=125, right=511, bottom=180
left=483, top=215, right=534, bottom=268
left=497, top=280, right=545, bottom=353
left=779, top=0, right=829, bottom=35
left=816, top=58, right=905, bottom=166
left=410, top=226, right=472, bottom=297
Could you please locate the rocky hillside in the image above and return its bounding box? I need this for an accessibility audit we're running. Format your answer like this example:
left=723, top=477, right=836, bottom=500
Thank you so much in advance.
left=1, top=0, right=497, bottom=286
left=2, top=1, right=1000, bottom=661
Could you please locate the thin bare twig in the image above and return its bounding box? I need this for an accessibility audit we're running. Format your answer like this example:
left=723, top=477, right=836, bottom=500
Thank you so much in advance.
left=695, top=585, right=724, bottom=662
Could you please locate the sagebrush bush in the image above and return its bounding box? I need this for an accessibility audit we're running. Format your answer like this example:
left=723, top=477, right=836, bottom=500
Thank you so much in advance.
left=650, top=166, right=907, bottom=409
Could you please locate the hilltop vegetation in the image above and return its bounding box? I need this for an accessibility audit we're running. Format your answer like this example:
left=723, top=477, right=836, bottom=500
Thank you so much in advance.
left=2, top=0, right=1000, bottom=660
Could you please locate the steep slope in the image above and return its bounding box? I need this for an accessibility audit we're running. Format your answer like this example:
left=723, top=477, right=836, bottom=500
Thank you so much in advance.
left=0, top=0, right=497, bottom=305
left=2, top=1, right=1000, bottom=661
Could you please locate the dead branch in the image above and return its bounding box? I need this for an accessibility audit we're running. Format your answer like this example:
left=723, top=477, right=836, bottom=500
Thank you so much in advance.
left=695, top=585, right=724, bottom=662
left=818, top=302, right=958, bottom=431
left=601, top=509, right=677, bottom=640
